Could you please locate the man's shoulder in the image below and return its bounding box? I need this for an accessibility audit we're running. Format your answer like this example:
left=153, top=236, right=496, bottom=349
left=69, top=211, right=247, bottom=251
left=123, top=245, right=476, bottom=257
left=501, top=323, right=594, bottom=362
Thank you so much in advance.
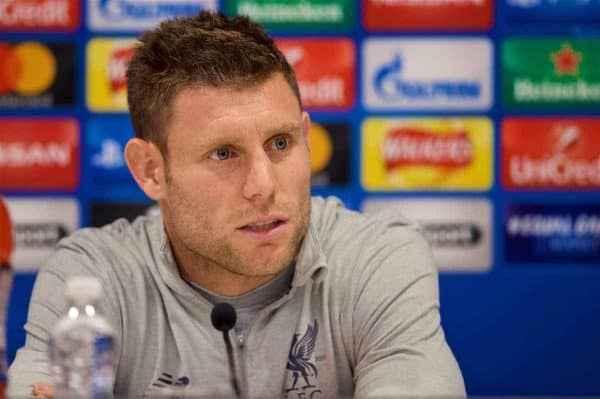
left=63, top=215, right=161, bottom=251
left=311, top=196, right=426, bottom=256
left=43, top=215, right=163, bottom=278
left=309, top=196, right=435, bottom=290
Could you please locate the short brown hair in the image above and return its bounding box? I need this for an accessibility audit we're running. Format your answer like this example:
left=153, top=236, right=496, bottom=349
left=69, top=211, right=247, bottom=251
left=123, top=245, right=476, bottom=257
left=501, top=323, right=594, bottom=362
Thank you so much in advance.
left=126, top=11, right=301, bottom=155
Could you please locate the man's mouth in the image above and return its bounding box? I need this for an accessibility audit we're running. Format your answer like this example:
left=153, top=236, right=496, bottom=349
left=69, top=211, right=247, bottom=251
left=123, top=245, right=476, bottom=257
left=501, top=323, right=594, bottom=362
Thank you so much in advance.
left=240, top=219, right=284, bottom=232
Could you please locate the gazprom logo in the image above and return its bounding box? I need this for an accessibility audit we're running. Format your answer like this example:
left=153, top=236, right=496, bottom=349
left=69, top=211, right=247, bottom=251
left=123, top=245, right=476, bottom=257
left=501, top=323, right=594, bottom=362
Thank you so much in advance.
left=374, top=54, right=481, bottom=101
left=363, top=38, right=492, bottom=110
left=98, top=0, right=208, bottom=20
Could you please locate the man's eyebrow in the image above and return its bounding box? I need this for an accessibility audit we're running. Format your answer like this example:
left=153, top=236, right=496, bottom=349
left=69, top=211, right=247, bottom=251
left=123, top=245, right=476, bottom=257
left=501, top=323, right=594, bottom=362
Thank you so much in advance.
left=192, top=122, right=304, bottom=149
left=264, top=122, right=303, bottom=136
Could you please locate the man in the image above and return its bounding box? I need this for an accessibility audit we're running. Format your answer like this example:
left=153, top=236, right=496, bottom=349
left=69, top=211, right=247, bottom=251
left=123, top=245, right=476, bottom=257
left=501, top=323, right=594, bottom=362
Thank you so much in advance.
left=8, top=11, right=465, bottom=399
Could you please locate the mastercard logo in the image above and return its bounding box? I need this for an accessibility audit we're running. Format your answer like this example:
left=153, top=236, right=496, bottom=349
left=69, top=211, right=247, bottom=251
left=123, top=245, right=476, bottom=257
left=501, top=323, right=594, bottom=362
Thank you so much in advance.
left=309, top=123, right=333, bottom=174
left=0, top=42, right=57, bottom=96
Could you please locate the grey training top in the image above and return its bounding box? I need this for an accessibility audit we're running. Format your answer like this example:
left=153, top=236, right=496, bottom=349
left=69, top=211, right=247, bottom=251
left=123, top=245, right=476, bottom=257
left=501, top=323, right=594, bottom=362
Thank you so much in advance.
left=8, top=196, right=466, bottom=398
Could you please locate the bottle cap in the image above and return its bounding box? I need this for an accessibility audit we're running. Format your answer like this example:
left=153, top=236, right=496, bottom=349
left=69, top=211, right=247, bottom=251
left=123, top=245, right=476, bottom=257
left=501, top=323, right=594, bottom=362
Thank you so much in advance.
left=65, top=276, right=103, bottom=304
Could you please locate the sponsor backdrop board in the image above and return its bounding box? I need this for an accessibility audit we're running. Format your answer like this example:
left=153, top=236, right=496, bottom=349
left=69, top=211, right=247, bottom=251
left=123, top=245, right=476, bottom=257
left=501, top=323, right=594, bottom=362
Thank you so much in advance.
left=0, top=41, right=76, bottom=108
left=363, top=198, right=493, bottom=271
left=4, top=198, right=79, bottom=271
left=0, top=0, right=80, bottom=31
left=362, top=38, right=493, bottom=111
left=502, top=38, right=600, bottom=109
left=505, top=203, right=600, bottom=264
left=87, top=0, right=218, bottom=31
left=2, top=0, right=600, bottom=396
left=361, top=117, right=493, bottom=190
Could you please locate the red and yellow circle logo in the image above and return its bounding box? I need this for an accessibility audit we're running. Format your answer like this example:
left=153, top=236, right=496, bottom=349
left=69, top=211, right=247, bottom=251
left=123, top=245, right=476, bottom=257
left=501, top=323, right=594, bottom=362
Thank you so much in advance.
left=0, top=42, right=57, bottom=96
left=309, top=123, right=333, bottom=174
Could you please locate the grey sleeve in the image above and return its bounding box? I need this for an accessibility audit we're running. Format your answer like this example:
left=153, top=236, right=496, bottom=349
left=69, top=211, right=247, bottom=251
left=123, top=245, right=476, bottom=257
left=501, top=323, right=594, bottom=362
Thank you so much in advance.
left=7, top=237, right=122, bottom=398
left=351, top=229, right=466, bottom=398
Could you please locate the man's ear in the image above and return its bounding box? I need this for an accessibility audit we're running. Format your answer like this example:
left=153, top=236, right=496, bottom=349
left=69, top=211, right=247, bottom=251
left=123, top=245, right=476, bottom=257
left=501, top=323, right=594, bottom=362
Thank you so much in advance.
left=124, top=138, right=167, bottom=201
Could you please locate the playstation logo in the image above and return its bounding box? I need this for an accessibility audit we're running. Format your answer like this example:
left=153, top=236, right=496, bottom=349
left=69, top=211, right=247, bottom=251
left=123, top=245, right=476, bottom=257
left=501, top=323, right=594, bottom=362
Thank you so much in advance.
left=92, top=139, right=124, bottom=169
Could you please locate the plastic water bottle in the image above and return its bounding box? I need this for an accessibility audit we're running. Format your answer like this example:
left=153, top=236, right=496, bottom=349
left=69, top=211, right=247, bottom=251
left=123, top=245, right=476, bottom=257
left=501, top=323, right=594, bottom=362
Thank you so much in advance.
left=49, top=277, right=116, bottom=399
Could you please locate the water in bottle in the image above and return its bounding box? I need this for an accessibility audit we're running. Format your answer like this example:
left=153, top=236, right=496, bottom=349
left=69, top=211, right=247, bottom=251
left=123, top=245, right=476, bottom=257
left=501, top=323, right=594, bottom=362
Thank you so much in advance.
left=49, top=277, right=116, bottom=399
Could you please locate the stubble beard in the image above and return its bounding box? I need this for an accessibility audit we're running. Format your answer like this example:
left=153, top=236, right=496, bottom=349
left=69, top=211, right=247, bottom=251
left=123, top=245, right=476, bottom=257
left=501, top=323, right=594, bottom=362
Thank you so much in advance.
left=164, top=180, right=311, bottom=280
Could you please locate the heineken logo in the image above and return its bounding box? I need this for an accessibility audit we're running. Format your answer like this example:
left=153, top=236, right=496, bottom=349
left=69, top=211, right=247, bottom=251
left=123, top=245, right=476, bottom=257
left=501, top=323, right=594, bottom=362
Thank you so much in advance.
left=551, top=43, right=582, bottom=77
left=514, top=80, right=600, bottom=102
left=229, top=0, right=354, bottom=29
left=503, top=38, right=600, bottom=107
left=238, top=2, right=343, bottom=22
left=227, top=1, right=352, bottom=28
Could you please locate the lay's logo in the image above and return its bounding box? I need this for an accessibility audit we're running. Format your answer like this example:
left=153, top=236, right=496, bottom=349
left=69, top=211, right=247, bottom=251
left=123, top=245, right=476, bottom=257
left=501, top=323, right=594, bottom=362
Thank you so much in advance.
left=383, top=127, right=473, bottom=170
left=108, top=46, right=135, bottom=93
left=362, top=117, right=493, bottom=191
left=87, top=38, right=136, bottom=112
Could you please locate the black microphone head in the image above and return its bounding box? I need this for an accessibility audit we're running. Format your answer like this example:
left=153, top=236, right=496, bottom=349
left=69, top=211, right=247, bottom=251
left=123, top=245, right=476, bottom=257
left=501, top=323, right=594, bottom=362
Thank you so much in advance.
left=211, top=302, right=237, bottom=332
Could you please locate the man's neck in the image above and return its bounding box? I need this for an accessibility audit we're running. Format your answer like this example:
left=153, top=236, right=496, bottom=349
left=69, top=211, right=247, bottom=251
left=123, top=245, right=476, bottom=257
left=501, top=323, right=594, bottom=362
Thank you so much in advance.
left=179, top=261, right=277, bottom=297
left=167, top=237, right=277, bottom=297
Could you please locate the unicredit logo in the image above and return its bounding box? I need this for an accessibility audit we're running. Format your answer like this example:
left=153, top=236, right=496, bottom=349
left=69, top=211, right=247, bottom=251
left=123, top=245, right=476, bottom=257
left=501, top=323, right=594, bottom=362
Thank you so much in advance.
left=277, top=38, right=355, bottom=110
left=99, top=0, right=202, bottom=20
left=510, top=154, right=600, bottom=187
left=0, top=0, right=74, bottom=28
left=511, top=125, right=600, bottom=187
left=283, top=46, right=345, bottom=106
left=511, top=125, right=600, bottom=186
left=374, top=54, right=481, bottom=101
left=503, top=120, right=600, bottom=189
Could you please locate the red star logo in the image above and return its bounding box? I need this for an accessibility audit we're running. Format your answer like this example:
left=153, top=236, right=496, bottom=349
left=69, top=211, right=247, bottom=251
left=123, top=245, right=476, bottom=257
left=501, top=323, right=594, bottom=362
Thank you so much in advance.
left=551, top=43, right=582, bottom=76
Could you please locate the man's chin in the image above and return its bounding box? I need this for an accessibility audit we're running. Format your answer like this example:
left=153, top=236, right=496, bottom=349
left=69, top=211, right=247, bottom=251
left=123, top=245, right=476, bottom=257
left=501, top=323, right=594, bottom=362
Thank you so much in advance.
left=236, top=252, right=294, bottom=277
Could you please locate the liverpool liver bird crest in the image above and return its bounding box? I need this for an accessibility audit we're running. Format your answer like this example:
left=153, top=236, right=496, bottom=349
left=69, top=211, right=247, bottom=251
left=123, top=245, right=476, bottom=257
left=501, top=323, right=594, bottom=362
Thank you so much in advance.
left=286, top=320, right=319, bottom=392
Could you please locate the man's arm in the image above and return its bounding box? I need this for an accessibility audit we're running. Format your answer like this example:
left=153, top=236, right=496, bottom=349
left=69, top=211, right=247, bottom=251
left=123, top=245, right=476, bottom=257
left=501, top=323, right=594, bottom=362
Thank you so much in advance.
left=350, top=229, right=466, bottom=398
left=8, top=266, right=67, bottom=398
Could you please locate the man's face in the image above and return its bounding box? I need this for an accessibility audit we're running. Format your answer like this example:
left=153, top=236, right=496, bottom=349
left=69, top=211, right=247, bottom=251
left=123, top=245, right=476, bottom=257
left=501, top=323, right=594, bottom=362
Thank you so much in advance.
left=159, top=73, right=311, bottom=281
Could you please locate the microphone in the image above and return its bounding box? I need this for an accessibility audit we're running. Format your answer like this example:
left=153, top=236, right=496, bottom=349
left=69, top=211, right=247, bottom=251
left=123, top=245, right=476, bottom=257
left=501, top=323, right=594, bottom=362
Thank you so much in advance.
left=210, top=303, right=241, bottom=397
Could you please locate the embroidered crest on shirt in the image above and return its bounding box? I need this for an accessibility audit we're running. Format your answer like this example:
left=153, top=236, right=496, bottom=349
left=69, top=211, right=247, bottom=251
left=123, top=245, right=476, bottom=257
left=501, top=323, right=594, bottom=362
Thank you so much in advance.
left=284, top=320, right=321, bottom=398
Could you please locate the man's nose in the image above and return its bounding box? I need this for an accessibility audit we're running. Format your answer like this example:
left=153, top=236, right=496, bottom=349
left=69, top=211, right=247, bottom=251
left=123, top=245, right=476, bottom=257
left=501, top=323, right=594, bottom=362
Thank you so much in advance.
left=242, top=151, right=277, bottom=202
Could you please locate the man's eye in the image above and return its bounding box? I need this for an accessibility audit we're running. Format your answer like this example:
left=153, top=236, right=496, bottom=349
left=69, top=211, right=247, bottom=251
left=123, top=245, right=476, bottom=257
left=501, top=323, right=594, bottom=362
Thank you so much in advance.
left=273, top=136, right=288, bottom=150
left=210, top=148, right=231, bottom=160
